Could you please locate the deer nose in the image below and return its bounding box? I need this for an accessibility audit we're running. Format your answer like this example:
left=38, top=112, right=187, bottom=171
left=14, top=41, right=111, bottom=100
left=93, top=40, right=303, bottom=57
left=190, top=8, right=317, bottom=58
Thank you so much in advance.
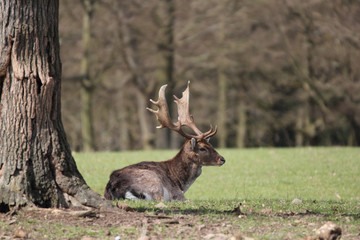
left=219, top=157, right=226, bottom=165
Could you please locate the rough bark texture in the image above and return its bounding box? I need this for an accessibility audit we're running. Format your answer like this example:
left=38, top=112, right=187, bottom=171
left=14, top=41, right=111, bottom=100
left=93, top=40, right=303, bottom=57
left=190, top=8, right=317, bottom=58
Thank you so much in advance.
left=0, top=0, right=111, bottom=211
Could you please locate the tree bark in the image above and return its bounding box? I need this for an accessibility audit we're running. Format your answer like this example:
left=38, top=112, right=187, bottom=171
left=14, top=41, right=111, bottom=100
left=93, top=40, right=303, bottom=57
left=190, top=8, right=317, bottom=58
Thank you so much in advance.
left=0, top=0, right=111, bottom=211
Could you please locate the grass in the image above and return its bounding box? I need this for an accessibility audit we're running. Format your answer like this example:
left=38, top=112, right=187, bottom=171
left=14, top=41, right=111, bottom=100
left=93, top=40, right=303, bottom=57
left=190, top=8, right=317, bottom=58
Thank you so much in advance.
left=70, top=147, right=360, bottom=239
left=1, top=147, right=359, bottom=239
left=74, top=147, right=360, bottom=201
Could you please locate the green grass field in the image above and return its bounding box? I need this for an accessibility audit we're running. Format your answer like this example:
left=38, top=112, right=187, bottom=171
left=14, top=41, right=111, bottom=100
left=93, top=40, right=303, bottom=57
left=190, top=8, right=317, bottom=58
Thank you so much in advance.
left=1, top=147, right=359, bottom=239
left=70, top=147, right=360, bottom=239
left=74, top=147, right=360, bottom=201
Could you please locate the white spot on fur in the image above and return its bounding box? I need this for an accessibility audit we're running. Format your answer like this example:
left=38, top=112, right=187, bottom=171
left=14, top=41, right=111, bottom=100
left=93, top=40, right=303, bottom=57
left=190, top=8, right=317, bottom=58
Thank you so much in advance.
left=143, top=193, right=153, bottom=201
left=125, top=191, right=153, bottom=201
left=125, top=191, right=139, bottom=200
left=163, top=187, right=170, bottom=201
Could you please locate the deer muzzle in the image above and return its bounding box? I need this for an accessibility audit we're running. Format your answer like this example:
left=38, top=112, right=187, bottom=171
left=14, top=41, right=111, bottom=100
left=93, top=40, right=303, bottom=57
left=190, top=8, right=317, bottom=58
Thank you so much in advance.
left=218, top=157, right=226, bottom=166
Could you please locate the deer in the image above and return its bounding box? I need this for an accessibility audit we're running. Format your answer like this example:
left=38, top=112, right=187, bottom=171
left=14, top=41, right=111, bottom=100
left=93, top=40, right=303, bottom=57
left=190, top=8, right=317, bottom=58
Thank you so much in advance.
left=104, top=81, right=225, bottom=201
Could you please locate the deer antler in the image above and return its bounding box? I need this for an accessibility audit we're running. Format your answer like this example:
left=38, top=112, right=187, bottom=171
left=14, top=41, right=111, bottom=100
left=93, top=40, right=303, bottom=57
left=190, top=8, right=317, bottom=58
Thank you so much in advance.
left=147, top=81, right=217, bottom=140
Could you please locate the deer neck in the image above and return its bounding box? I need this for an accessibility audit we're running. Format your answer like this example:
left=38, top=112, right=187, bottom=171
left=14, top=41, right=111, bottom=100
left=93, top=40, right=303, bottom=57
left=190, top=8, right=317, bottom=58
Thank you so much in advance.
left=166, top=148, right=202, bottom=193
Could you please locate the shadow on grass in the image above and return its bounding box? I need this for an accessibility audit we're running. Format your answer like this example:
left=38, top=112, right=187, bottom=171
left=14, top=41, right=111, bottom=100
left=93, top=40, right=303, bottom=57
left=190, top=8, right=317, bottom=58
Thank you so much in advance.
left=134, top=206, right=230, bottom=215
left=127, top=199, right=360, bottom=220
left=133, top=207, right=360, bottom=220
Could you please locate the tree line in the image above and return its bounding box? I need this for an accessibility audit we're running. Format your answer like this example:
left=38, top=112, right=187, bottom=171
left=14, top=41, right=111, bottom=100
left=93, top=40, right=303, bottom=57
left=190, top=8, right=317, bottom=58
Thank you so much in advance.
left=59, top=0, right=360, bottom=151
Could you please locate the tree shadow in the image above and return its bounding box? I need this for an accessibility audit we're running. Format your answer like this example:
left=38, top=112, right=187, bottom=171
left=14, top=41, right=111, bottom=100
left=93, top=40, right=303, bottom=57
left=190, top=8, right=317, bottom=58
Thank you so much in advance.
left=132, top=204, right=360, bottom=220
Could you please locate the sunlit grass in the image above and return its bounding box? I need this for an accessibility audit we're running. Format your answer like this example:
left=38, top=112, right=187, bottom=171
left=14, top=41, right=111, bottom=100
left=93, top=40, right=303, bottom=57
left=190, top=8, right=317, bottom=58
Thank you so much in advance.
left=74, top=147, right=360, bottom=201
left=2, top=148, right=359, bottom=240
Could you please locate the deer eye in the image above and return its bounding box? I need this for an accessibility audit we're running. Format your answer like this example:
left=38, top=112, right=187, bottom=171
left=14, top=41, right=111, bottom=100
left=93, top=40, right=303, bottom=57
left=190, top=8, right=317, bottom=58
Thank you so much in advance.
left=199, top=147, right=207, bottom=152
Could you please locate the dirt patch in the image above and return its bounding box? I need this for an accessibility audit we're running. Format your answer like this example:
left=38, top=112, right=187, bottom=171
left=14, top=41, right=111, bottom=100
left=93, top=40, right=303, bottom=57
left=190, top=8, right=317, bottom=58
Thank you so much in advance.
left=0, top=207, right=244, bottom=240
left=0, top=205, right=359, bottom=240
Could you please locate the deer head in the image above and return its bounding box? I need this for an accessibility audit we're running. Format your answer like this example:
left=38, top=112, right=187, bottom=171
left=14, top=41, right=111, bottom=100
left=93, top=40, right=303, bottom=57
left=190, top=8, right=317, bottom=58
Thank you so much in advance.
left=186, top=138, right=226, bottom=166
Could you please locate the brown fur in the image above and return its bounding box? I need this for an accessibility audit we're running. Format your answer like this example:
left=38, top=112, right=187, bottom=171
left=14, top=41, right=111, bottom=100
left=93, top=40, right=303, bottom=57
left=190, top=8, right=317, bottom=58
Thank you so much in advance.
left=104, top=139, right=225, bottom=201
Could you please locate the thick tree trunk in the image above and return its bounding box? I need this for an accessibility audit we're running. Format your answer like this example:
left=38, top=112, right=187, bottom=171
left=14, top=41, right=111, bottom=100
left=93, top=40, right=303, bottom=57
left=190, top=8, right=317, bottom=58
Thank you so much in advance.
left=0, top=0, right=111, bottom=211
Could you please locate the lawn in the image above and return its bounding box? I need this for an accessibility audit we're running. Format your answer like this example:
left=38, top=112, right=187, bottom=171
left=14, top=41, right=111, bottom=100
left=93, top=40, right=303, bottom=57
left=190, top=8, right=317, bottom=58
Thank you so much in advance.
left=71, top=147, right=360, bottom=239
left=1, top=147, right=359, bottom=239
left=75, top=147, right=360, bottom=201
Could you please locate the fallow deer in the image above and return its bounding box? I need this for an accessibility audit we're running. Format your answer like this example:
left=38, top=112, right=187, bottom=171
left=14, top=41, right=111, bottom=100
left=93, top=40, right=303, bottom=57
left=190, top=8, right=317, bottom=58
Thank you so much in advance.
left=104, top=82, right=225, bottom=201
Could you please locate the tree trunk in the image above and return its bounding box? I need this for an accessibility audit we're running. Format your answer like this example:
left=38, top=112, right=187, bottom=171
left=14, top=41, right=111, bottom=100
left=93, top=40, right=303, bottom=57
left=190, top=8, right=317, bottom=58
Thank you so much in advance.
left=217, top=72, right=227, bottom=148
left=119, top=90, right=130, bottom=150
left=0, top=0, right=111, bottom=211
left=236, top=101, right=247, bottom=148
left=80, top=0, right=96, bottom=152
left=136, top=90, right=154, bottom=150
left=81, top=85, right=95, bottom=152
left=216, top=14, right=227, bottom=148
left=165, top=0, right=176, bottom=149
left=155, top=0, right=176, bottom=149
left=295, top=108, right=304, bottom=147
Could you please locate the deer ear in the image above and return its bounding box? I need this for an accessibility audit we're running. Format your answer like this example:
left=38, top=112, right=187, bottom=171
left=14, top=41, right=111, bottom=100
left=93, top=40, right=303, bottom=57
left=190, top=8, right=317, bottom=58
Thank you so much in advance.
left=206, top=138, right=210, bottom=143
left=191, top=138, right=197, bottom=150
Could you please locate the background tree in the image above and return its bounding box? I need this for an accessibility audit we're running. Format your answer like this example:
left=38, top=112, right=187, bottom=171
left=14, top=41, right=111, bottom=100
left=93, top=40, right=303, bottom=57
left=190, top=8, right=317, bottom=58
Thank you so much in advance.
left=0, top=0, right=110, bottom=211
left=59, top=0, right=360, bottom=151
left=80, top=0, right=96, bottom=152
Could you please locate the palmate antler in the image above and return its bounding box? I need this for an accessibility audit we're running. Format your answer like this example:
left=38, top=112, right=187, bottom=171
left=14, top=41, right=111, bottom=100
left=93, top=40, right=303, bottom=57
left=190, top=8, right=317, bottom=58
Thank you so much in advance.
left=147, top=81, right=217, bottom=140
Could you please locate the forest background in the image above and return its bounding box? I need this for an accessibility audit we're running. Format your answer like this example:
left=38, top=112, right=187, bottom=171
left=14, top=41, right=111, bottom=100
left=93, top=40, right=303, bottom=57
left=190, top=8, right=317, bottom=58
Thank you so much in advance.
left=59, top=0, right=360, bottom=152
